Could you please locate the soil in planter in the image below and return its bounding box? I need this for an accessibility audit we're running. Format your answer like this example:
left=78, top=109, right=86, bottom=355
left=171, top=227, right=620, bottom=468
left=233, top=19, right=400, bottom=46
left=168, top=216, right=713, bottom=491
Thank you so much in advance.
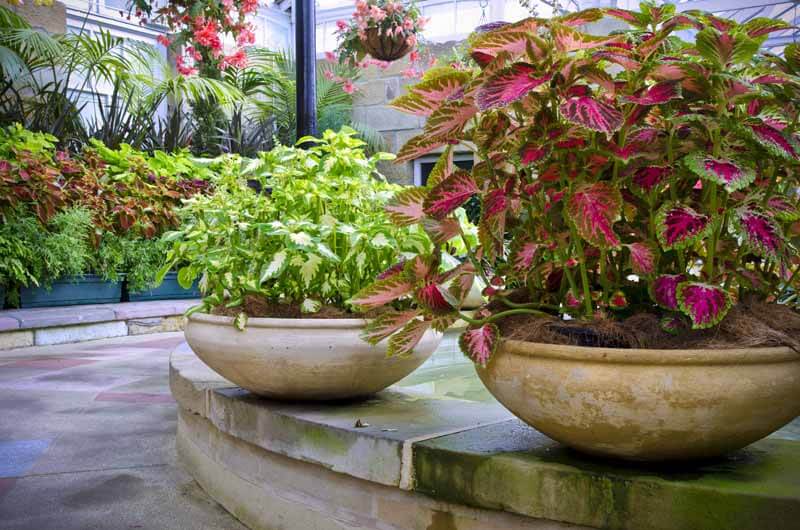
left=493, top=296, right=800, bottom=351
left=210, top=295, right=382, bottom=319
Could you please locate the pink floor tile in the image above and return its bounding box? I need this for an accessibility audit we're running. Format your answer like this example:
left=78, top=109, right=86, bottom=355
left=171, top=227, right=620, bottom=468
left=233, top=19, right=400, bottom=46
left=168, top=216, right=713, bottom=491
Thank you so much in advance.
left=6, top=358, right=97, bottom=370
left=0, top=478, right=16, bottom=501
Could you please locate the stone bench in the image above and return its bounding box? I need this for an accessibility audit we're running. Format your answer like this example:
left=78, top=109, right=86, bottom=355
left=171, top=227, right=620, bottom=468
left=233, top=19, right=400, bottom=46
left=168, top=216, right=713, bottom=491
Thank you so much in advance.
left=170, top=341, right=800, bottom=530
left=0, top=300, right=198, bottom=349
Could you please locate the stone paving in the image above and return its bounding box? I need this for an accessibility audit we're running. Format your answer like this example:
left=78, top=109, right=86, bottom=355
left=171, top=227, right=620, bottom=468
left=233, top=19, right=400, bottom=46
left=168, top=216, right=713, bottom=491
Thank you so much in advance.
left=0, top=332, right=247, bottom=530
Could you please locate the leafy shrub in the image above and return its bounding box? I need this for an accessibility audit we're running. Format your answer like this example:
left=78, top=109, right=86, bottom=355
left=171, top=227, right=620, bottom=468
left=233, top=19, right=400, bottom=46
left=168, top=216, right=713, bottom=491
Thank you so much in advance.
left=160, top=128, right=430, bottom=328
left=353, top=4, right=800, bottom=363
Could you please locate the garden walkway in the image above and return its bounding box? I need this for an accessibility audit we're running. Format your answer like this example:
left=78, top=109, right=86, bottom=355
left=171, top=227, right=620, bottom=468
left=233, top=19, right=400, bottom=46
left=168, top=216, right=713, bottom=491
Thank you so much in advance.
left=0, top=332, right=247, bottom=530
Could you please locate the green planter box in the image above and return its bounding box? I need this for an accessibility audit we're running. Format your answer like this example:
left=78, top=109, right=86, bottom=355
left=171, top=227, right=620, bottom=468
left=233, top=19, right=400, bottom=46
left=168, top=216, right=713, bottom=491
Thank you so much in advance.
left=127, top=272, right=200, bottom=302
left=20, top=275, right=122, bottom=308
left=0, top=285, right=5, bottom=309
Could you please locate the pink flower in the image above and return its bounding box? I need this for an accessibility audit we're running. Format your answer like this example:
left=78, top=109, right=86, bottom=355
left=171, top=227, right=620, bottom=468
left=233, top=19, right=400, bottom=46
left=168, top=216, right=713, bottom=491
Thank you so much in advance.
left=236, top=26, right=255, bottom=46
left=156, top=34, right=171, bottom=47
left=240, top=0, right=258, bottom=15
left=324, top=51, right=336, bottom=63
left=176, top=55, right=198, bottom=76
left=323, top=70, right=336, bottom=80
left=417, top=17, right=428, bottom=30
left=185, top=46, right=202, bottom=61
left=409, top=50, right=419, bottom=62
left=369, top=6, right=386, bottom=22
left=342, top=80, right=355, bottom=94
left=406, top=34, right=417, bottom=47
left=220, top=48, right=247, bottom=70
left=401, top=67, right=417, bottom=79
left=336, top=19, right=348, bottom=31
left=221, top=0, right=233, bottom=9
left=193, top=18, right=222, bottom=50
left=402, top=17, right=414, bottom=30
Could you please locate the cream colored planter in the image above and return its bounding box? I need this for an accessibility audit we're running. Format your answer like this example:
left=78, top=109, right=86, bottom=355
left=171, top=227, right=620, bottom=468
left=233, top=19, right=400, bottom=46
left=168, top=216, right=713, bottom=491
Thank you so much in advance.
left=477, top=340, right=800, bottom=461
left=185, top=313, right=441, bottom=400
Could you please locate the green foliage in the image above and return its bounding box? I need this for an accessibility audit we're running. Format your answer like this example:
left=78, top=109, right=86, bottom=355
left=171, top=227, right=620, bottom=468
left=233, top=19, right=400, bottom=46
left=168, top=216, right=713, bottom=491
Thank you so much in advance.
left=160, top=128, right=429, bottom=322
left=95, top=234, right=169, bottom=293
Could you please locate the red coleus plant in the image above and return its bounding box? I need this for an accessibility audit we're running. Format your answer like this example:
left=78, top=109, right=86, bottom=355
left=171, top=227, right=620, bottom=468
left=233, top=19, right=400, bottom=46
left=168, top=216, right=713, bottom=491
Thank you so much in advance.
left=352, top=3, right=800, bottom=364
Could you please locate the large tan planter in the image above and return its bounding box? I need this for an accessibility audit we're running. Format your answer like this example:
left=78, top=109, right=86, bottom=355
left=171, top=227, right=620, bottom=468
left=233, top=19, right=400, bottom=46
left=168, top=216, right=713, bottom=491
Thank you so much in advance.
left=185, top=313, right=441, bottom=400
left=477, top=340, right=800, bottom=461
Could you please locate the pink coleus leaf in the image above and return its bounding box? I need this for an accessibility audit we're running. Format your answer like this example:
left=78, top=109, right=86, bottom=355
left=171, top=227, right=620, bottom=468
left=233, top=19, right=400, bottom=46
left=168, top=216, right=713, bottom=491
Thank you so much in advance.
left=388, top=318, right=432, bottom=357
left=742, top=17, right=791, bottom=38
left=351, top=275, right=414, bottom=310
left=659, top=314, right=686, bottom=335
left=447, top=262, right=476, bottom=306
left=459, top=323, right=500, bottom=366
left=736, top=208, right=784, bottom=261
left=650, top=274, right=686, bottom=310
left=593, top=50, right=641, bottom=71
left=553, top=25, right=622, bottom=53
left=622, top=81, right=682, bottom=105
left=609, top=290, right=628, bottom=309
left=408, top=71, right=473, bottom=103
left=627, top=242, right=656, bottom=275
left=746, top=123, right=799, bottom=160
left=676, top=282, right=732, bottom=329
left=656, top=203, right=710, bottom=250
left=767, top=196, right=800, bottom=222
left=421, top=216, right=461, bottom=245
left=628, top=127, right=662, bottom=144
left=389, top=93, right=438, bottom=117
left=385, top=187, right=426, bottom=226
left=482, top=188, right=508, bottom=219
left=751, top=74, right=791, bottom=85
left=684, top=153, right=755, bottom=192
left=395, top=134, right=447, bottom=164
left=424, top=101, right=478, bottom=140
left=520, top=145, right=546, bottom=165
left=558, top=8, right=604, bottom=27
left=361, top=310, right=419, bottom=345
left=564, top=290, right=583, bottom=309
left=560, top=96, right=623, bottom=134
left=470, top=30, right=535, bottom=58
left=567, top=182, right=622, bottom=248
left=405, top=255, right=434, bottom=282
left=415, top=283, right=454, bottom=314
left=476, top=63, right=551, bottom=111
left=424, top=170, right=479, bottom=219
left=632, top=166, right=671, bottom=191
left=376, top=260, right=405, bottom=280
left=511, top=241, right=540, bottom=272
left=604, top=8, right=648, bottom=27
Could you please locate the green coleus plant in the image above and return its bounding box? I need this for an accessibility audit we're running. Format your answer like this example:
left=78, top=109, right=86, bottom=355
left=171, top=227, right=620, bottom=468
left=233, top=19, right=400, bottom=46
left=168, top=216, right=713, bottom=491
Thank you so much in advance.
left=352, top=3, right=800, bottom=363
left=158, top=127, right=431, bottom=331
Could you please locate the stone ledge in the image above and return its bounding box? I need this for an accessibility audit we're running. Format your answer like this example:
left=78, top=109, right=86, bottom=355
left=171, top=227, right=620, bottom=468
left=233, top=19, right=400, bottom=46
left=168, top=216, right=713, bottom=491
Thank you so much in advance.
left=172, top=343, right=800, bottom=530
left=0, top=300, right=198, bottom=349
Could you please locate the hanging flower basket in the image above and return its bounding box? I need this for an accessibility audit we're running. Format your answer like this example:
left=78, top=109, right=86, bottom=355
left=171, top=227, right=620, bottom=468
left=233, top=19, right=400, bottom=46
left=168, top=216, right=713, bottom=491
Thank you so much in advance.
left=362, top=27, right=413, bottom=62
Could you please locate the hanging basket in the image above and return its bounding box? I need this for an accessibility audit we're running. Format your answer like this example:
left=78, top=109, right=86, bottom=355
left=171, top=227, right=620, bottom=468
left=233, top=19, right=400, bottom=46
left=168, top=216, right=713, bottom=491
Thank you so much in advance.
left=362, top=27, right=413, bottom=62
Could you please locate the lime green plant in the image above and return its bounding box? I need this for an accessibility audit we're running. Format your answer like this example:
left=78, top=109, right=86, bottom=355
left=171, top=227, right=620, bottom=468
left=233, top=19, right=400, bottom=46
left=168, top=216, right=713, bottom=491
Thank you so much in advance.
left=159, top=128, right=431, bottom=328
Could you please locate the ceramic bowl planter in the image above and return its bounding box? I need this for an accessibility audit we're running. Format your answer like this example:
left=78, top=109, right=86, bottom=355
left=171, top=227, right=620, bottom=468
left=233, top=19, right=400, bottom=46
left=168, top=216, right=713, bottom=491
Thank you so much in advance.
left=476, top=340, right=800, bottom=461
left=362, top=27, right=412, bottom=61
left=20, top=275, right=123, bottom=308
left=185, top=313, right=442, bottom=400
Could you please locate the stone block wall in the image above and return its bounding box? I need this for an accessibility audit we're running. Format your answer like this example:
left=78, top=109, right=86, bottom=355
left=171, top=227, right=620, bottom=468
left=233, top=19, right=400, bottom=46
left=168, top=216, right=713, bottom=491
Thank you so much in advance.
left=9, top=1, right=66, bottom=34
left=350, top=41, right=462, bottom=184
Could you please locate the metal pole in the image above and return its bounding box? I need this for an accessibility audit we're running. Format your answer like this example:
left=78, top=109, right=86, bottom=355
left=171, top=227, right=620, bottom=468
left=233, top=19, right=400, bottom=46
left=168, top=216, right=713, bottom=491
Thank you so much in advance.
left=295, top=0, right=318, bottom=140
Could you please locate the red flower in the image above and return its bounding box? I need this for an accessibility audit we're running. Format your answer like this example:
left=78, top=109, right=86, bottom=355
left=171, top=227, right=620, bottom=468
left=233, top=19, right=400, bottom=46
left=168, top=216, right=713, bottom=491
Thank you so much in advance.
left=156, top=34, right=171, bottom=47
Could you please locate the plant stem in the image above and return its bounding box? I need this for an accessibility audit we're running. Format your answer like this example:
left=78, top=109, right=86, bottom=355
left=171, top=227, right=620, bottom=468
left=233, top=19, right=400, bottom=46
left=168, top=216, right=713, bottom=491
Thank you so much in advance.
left=571, top=224, right=594, bottom=317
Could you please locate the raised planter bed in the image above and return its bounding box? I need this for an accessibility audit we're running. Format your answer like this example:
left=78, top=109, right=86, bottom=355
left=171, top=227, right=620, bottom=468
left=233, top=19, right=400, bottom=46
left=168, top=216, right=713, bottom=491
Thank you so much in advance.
left=20, top=275, right=122, bottom=308
left=0, top=285, right=5, bottom=309
left=127, top=272, right=200, bottom=302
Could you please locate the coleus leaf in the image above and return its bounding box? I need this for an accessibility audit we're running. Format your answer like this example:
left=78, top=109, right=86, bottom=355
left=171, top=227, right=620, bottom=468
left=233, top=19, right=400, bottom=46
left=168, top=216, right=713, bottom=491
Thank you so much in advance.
left=448, top=262, right=476, bottom=306
left=459, top=323, right=500, bottom=366
left=742, top=17, right=791, bottom=38
left=593, top=50, right=641, bottom=71
left=511, top=241, right=540, bottom=272
left=559, top=96, right=623, bottom=134
left=476, top=63, right=551, bottom=111
left=426, top=147, right=453, bottom=188
left=735, top=208, right=784, bottom=261
left=385, top=187, right=426, bottom=226
left=609, top=290, right=628, bottom=309
left=567, top=182, right=622, bottom=248
left=553, top=25, right=621, bottom=53
left=376, top=260, right=405, bottom=280
left=746, top=123, right=799, bottom=160
left=415, top=283, right=454, bottom=314
left=627, top=242, right=656, bottom=276
left=361, top=310, right=419, bottom=345
left=622, top=81, right=682, bottom=105
left=470, top=29, right=535, bottom=58
left=421, top=216, right=461, bottom=245
left=659, top=314, right=686, bottom=335
left=684, top=153, right=755, bottom=192
left=650, top=274, right=686, bottom=310
left=389, top=93, right=436, bottom=117
left=351, top=275, right=414, bottom=310
left=655, top=203, right=710, bottom=250
left=696, top=27, right=759, bottom=68
left=424, top=101, right=478, bottom=140
left=676, top=282, right=732, bottom=329
left=388, top=318, right=432, bottom=358
left=424, top=170, right=479, bottom=219
left=520, top=145, right=546, bottom=165
left=767, top=197, right=800, bottom=222
left=632, top=166, right=671, bottom=191
left=409, top=71, right=473, bottom=103
left=604, top=8, right=649, bottom=28
left=558, top=8, right=604, bottom=27
left=395, top=135, right=446, bottom=163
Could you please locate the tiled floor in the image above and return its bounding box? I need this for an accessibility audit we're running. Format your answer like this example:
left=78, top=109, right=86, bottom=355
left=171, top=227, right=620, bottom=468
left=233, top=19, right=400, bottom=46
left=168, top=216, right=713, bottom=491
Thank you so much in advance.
left=0, top=332, right=246, bottom=530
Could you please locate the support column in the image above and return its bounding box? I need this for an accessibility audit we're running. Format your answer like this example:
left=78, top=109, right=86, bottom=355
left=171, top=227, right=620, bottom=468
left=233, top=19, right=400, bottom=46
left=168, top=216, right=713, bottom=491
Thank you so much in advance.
left=295, top=0, right=318, bottom=140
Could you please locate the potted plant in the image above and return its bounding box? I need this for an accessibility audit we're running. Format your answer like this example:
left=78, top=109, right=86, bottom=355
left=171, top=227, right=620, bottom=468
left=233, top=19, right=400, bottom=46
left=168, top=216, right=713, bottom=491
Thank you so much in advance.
left=355, top=4, right=800, bottom=460
left=159, top=128, right=442, bottom=400
left=334, top=0, right=427, bottom=63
